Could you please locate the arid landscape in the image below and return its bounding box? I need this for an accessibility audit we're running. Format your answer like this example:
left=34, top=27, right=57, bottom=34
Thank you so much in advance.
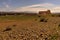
left=0, top=13, right=60, bottom=40
left=0, top=0, right=60, bottom=40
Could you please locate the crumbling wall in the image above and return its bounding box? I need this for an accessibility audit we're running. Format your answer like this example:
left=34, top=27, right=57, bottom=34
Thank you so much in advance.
left=39, top=10, right=51, bottom=14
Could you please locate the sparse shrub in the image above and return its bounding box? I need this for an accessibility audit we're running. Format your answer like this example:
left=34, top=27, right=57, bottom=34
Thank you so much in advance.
left=40, top=18, right=44, bottom=22
left=58, top=24, right=60, bottom=26
left=44, top=38, right=48, bottom=40
left=53, top=14, right=60, bottom=17
left=57, top=15, right=60, bottom=17
left=35, top=19, right=37, bottom=21
left=58, top=24, right=60, bottom=29
left=39, top=34, right=43, bottom=37
left=51, top=14, right=55, bottom=17
left=51, top=14, right=60, bottom=17
left=40, top=18, right=47, bottom=22
left=3, top=27, right=12, bottom=32
left=12, top=24, right=16, bottom=27
left=0, top=35, right=3, bottom=40
left=50, top=34, right=59, bottom=40
left=38, top=15, right=41, bottom=17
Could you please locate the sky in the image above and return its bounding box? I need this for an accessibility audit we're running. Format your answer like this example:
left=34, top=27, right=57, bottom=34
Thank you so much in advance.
left=0, top=0, right=60, bottom=13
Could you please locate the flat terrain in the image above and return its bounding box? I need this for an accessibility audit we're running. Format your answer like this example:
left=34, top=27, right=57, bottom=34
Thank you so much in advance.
left=0, top=14, right=60, bottom=40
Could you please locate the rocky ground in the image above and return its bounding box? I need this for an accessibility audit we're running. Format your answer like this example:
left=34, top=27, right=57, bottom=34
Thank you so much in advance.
left=0, top=14, right=60, bottom=40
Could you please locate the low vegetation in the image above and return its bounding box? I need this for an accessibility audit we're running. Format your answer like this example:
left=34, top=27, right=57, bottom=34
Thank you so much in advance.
left=0, top=13, right=59, bottom=40
left=39, top=18, right=48, bottom=22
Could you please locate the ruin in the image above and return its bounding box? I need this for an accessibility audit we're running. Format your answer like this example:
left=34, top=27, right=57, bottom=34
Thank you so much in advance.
left=39, top=10, right=51, bottom=14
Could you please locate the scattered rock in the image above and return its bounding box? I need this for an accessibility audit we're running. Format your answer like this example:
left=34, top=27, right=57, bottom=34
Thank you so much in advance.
left=45, top=38, right=48, bottom=40
left=3, top=27, right=12, bottom=32
left=39, top=34, right=43, bottom=37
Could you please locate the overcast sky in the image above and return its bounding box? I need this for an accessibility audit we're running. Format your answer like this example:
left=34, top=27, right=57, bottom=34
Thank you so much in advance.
left=0, top=0, right=60, bottom=13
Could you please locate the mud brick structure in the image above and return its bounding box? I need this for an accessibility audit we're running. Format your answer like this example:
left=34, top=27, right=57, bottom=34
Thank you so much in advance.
left=39, top=10, right=51, bottom=14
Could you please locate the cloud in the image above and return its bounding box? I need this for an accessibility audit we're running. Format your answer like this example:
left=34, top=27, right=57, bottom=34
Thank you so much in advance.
left=3, top=2, right=10, bottom=8
left=5, top=4, right=9, bottom=8
left=0, top=2, right=12, bottom=12
left=13, top=3, right=54, bottom=13
left=14, top=3, right=60, bottom=13
left=1, top=2, right=60, bottom=13
left=50, top=6, right=60, bottom=13
left=20, top=3, right=54, bottom=8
